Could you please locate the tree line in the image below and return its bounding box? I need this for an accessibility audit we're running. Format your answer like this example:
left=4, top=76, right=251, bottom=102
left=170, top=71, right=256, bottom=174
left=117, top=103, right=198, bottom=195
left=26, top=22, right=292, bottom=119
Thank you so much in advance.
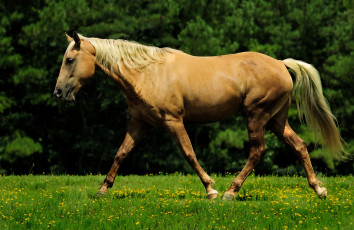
left=0, top=0, right=353, bottom=175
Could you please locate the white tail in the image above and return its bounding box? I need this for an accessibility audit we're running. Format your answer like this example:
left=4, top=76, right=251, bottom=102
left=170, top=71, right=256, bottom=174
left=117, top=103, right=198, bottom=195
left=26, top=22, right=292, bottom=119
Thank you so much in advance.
left=283, top=58, right=345, bottom=158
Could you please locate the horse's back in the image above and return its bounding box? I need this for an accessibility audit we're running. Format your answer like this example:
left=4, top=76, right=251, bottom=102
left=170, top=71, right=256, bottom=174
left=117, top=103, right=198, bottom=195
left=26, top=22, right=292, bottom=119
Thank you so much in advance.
left=170, top=51, right=291, bottom=92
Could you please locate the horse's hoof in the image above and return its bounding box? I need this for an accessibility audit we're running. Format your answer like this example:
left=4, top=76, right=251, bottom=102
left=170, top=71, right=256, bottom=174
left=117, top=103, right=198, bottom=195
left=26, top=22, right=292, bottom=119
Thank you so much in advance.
left=222, top=192, right=235, bottom=201
left=207, top=189, right=219, bottom=200
left=317, top=187, right=327, bottom=200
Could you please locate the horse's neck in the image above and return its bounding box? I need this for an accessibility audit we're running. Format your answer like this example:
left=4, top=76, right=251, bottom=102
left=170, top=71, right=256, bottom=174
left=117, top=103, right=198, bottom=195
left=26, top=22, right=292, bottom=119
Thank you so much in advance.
left=96, top=61, right=142, bottom=102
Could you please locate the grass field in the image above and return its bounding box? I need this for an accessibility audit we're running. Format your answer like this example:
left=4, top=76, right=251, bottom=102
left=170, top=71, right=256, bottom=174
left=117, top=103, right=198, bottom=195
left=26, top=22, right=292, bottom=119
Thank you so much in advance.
left=0, top=173, right=352, bottom=229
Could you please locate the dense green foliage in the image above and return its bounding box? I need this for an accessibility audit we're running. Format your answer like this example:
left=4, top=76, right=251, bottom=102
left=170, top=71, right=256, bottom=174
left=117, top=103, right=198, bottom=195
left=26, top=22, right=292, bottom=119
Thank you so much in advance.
left=0, top=0, right=353, bottom=175
left=0, top=174, right=353, bottom=229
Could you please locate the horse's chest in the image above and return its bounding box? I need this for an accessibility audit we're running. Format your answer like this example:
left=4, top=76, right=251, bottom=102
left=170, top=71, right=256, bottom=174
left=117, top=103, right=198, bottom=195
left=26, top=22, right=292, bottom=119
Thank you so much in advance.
left=127, top=101, right=168, bottom=127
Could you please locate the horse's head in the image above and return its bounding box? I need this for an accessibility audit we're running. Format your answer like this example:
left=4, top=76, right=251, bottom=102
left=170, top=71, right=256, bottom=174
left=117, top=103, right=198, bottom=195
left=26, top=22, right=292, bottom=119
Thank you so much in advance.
left=53, top=32, right=96, bottom=102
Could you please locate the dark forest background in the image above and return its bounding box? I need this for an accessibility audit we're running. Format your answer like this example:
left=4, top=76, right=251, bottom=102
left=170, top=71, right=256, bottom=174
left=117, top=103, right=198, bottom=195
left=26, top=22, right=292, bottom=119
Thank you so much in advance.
left=0, top=0, right=353, bottom=176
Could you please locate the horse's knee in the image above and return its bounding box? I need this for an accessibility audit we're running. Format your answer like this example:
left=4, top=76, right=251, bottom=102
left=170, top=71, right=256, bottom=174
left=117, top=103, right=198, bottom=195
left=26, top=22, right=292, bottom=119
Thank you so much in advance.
left=249, top=152, right=262, bottom=162
left=114, top=151, right=128, bottom=162
left=249, top=144, right=265, bottom=162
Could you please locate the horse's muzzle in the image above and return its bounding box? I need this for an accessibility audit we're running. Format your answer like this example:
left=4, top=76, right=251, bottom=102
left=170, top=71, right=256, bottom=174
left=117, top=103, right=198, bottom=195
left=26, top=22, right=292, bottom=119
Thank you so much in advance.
left=53, top=87, right=75, bottom=102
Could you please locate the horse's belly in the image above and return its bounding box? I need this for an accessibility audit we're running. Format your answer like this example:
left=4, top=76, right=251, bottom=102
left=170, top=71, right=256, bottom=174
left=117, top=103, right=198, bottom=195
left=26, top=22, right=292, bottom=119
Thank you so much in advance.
left=181, top=74, right=243, bottom=123
left=183, top=96, right=243, bottom=123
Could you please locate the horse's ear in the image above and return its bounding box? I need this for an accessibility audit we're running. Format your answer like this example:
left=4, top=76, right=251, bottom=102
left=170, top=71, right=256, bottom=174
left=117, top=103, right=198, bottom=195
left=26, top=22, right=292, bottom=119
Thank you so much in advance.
left=73, top=31, right=81, bottom=46
left=65, top=32, right=73, bottom=43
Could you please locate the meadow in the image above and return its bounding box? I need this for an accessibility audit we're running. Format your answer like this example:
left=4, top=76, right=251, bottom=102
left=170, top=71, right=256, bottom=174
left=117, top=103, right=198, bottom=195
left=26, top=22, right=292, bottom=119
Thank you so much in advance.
left=0, top=173, right=352, bottom=229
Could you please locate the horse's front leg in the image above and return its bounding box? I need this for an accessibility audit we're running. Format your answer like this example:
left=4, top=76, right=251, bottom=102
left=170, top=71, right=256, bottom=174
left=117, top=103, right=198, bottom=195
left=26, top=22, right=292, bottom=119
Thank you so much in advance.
left=165, top=120, right=218, bottom=199
left=98, top=118, right=149, bottom=195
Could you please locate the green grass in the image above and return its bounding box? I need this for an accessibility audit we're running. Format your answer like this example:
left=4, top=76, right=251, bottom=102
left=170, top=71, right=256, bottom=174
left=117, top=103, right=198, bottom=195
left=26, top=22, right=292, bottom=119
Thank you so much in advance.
left=0, top=173, right=353, bottom=229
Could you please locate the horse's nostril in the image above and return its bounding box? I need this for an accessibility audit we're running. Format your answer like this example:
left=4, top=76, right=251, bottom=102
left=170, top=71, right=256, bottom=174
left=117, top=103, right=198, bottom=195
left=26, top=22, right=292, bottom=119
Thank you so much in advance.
left=54, top=88, right=63, bottom=98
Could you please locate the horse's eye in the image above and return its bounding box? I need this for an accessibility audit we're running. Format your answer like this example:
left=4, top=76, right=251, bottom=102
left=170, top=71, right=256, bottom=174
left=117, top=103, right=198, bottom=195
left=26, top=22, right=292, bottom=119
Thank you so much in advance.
left=66, top=58, right=74, bottom=65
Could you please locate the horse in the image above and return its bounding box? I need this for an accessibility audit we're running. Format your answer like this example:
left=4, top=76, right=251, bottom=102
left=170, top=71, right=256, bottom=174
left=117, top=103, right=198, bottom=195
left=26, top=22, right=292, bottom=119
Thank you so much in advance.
left=54, top=32, right=345, bottom=200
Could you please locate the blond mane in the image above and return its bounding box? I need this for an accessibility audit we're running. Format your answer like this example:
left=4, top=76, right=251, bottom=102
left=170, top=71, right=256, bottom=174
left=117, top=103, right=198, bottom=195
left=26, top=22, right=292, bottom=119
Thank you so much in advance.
left=79, top=34, right=177, bottom=73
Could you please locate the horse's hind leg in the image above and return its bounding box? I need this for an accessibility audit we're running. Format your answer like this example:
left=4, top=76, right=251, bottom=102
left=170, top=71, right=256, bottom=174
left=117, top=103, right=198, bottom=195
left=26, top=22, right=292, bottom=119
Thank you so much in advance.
left=165, top=120, right=218, bottom=199
left=269, top=102, right=327, bottom=199
left=222, top=110, right=268, bottom=200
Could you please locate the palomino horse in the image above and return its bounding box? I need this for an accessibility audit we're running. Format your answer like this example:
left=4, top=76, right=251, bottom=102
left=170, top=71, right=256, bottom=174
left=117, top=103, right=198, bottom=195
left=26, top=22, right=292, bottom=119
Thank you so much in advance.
left=54, top=32, right=344, bottom=200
